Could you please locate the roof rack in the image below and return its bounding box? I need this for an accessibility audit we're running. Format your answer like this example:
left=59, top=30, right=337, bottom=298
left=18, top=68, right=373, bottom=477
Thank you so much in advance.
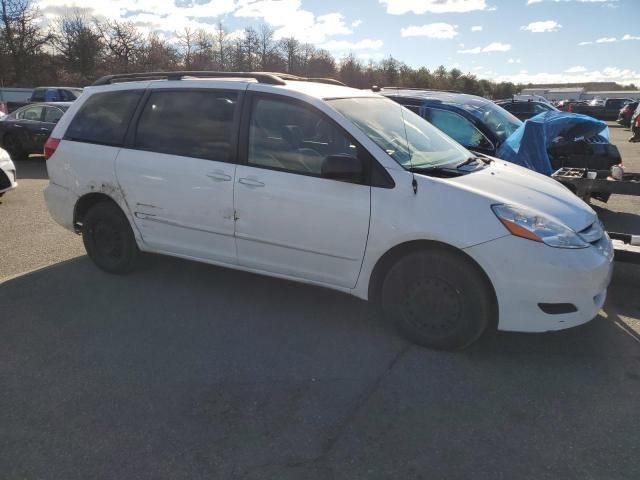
left=372, top=86, right=462, bottom=94
left=92, top=71, right=287, bottom=86
left=91, top=71, right=345, bottom=87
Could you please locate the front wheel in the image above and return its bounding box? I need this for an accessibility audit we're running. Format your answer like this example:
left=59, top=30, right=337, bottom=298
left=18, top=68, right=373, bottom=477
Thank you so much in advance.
left=381, top=249, right=495, bottom=350
left=82, top=202, right=140, bottom=274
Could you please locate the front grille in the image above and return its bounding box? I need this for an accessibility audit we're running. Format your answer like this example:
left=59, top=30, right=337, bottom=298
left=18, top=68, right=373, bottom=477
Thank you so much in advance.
left=578, top=220, right=604, bottom=244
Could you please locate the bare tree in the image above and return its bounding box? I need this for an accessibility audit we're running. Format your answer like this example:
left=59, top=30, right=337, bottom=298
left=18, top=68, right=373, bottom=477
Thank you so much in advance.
left=212, top=22, right=228, bottom=70
left=96, top=19, right=143, bottom=73
left=279, top=36, right=299, bottom=74
left=52, top=10, right=103, bottom=81
left=0, top=0, right=53, bottom=85
left=139, top=33, right=179, bottom=72
left=191, top=29, right=213, bottom=70
left=176, top=27, right=194, bottom=69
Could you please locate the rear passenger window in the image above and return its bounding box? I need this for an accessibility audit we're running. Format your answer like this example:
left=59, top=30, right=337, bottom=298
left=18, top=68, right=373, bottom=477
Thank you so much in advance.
left=134, top=90, right=237, bottom=161
left=65, top=91, right=142, bottom=146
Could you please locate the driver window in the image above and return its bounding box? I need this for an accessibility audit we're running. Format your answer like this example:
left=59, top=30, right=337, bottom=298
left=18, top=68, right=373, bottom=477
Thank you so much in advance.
left=248, top=97, right=359, bottom=177
left=427, top=108, right=493, bottom=150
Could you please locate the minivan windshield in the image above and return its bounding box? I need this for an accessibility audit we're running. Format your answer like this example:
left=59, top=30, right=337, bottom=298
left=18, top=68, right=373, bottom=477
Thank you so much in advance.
left=329, top=97, right=471, bottom=170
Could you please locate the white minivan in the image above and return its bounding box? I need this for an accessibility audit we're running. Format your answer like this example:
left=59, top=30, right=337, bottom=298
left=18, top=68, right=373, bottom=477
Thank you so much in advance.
left=44, top=72, right=613, bottom=350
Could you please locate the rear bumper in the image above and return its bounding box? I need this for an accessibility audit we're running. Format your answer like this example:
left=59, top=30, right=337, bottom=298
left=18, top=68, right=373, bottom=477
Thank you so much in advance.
left=464, top=234, right=614, bottom=333
left=44, top=182, right=77, bottom=231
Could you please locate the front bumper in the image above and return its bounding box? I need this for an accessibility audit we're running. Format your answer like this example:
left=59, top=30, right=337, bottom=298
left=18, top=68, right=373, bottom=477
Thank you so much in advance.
left=464, top=233, right=614, bottom=333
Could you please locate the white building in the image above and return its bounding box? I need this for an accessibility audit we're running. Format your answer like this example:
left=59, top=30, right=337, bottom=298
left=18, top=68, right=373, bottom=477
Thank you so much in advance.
left=520, top=87, right=640, bottom=102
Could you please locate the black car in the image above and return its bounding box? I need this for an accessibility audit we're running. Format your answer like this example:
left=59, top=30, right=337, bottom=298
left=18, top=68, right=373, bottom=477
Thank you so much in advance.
left=380, top=89, right=620, bottom=172
left=0, top=102, right=71, bottom=161
left=495, top=100, right=559, bottom=121
left=29, top=87, right=83, bottom=103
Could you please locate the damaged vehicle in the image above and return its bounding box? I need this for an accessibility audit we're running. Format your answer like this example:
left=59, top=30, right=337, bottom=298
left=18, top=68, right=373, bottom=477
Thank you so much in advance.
left=378, top=89, right=621, bottom=176
left=44, top=72, right=613, bottom=351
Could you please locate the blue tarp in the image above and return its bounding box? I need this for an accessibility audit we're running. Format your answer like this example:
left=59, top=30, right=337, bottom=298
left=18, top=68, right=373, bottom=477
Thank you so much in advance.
left=496, top=111, right=609, bottom=176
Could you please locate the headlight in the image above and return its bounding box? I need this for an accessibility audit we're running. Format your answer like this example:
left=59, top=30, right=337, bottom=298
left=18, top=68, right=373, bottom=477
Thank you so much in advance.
left=491, top=204, right=589, bottom=249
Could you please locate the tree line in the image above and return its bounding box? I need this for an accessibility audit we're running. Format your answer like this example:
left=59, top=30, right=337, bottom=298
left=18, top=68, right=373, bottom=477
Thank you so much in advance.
left=0, top=0, right=523, bottom=98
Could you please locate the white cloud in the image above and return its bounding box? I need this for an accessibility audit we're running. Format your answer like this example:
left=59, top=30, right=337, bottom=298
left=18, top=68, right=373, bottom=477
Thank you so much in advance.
left=527, top=0, right=618, bottom=4
left=400, top=23, right=458, bottom=39
left=507, top=58, right=522, bottom=64
left=564, top=65, right=587, bottom=73
left=578, top=34, right=640, bottom=46
left=380, top=0, right=488, bottom=15
left=319, top=39, right=384, bottom=51
left=491, top=66, right=640, bottom=86
left=35, top=0, right=360, bottom=45
left=351, top=19, right=362, bottom=28
left=520, top=20, right=562, bottom=33
left=458, top=41, right=511, bottom=54
left=471, top=25, right=483, bottom=32
left=235, top=2, right=352, bottom=43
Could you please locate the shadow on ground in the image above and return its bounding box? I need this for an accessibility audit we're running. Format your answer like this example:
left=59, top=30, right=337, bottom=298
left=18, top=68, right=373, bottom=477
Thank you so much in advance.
left=1, top=254, right=640, bottom=479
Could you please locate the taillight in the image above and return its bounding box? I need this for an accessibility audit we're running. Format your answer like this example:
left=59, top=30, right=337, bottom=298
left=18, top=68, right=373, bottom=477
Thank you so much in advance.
left=567, top=105, right=572, bottom=112
left=44, top=137, right=60, bottom=160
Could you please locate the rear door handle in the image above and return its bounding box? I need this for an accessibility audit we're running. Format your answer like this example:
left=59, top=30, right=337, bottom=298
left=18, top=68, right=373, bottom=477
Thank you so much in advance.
left=238, top=177, right=265, bottom=187
left=206, top=171, right=232, bottom=182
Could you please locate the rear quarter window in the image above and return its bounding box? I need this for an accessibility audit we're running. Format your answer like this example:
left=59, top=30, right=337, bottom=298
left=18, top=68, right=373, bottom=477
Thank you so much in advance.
left=65, top=90, right=142, bottom=146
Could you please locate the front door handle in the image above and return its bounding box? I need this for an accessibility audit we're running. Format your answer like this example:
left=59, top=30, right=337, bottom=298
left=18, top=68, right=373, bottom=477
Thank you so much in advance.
left=206, top=171, right=232, bottom=182
left=238, top=178, right=265, bottom=187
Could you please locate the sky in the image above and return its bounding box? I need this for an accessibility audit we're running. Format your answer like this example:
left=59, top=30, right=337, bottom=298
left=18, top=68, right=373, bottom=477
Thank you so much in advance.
left=34, top=0, right=640, bottom=85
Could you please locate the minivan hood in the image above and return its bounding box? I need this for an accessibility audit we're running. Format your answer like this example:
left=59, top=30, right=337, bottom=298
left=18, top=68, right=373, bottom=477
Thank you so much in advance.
left=450, top=160, right=596, bottom=232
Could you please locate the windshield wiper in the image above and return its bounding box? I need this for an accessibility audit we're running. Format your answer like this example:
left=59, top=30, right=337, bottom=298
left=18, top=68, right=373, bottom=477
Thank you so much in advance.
left=456, top=157, right=479, bottom=169
left=409, top=165, right=462, bottom=178
left=457, top=155, right=493, bottom=168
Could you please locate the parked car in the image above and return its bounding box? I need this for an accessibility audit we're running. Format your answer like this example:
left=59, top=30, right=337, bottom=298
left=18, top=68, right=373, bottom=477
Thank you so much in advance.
left=44, top=72, right=613, bottom=351
left=617, top=101, right=638, bottom=128
left=380, top=89, right=620, bottom=172
left=556, top=100, right=588, bottom=112
left=495, top=99, right=559, bottom=121
left=571, top=98, right=634, bottom=120
left=0, top=147, right=17, bottom=197
left=29, top=87, right=83, bottom=103
left=630, top=103, right=640, bottom=142
left=0, top=102, right=71, bottom=161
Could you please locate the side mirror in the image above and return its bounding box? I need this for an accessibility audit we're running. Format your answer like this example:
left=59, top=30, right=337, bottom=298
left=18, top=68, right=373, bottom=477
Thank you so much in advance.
left=321, top=154, right=364, bottom=183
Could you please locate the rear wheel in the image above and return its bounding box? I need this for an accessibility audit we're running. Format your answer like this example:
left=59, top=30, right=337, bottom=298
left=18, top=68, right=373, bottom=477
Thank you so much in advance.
left=381, top=249, right=494, bottom=350
left=82, top=202, right=139, bottom=273
left=4, top=134, right=27, bottom=161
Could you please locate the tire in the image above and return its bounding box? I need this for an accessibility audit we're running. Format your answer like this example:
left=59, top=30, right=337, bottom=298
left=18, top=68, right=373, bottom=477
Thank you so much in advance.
left=381, top=249, right=494, bottom=351
left=4, top=134, right=28, bottom=161
left=82, top=201, right=139, bottom=274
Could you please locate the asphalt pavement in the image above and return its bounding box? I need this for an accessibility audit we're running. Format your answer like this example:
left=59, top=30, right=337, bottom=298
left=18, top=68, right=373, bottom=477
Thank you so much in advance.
left=1, top=123, right=639, bottom=479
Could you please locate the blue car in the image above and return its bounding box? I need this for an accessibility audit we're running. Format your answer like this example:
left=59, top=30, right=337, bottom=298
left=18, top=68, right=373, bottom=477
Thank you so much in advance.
left=379, top=88, right=620, bottom=174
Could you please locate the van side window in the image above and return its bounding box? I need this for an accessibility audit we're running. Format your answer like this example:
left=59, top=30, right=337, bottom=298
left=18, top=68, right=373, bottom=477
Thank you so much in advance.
left=65, top=91, right=142, bottom=146
left=248, top=97, right=361, bottom=179
left=134, top=90, right=237, bottom=161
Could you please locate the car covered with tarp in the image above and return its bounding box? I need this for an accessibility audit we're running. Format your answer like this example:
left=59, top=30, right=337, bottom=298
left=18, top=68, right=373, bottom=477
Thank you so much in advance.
left=497, top=111, right=620, bottom=176
left=379, top=89, right=621, bottom=176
